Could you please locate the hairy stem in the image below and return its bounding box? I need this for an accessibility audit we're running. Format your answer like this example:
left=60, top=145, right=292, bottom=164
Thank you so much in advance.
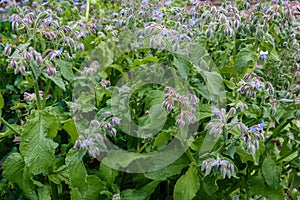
left=0, top=117, right=21, bottom=135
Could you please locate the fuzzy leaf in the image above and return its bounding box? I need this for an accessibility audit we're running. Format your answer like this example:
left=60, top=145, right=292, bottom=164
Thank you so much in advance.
left=121, top=189, right=148, bottom=200
left=174, top=165, right=200, bottom=200
left=19, top=111, right=58, bottom=175
left=3, top=153, right=38, bottom=200
left=262, top=157, right=282, bottom=188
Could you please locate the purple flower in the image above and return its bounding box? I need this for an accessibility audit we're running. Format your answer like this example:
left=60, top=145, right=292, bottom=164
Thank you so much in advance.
left=249, top=120, right=265, bottom=133
left=152, top=8, right=164, bottom=22
left=165, top=0, right=172, bottom=6
left=260, top=51, right=268, bottom=61
left=112, top=117, right=121, bottom=126
left=188, top=16, right=198, bottom=28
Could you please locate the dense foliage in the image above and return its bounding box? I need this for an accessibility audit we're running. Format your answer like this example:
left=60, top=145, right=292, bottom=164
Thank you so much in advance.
left=0, top=0, right=299, bottom=199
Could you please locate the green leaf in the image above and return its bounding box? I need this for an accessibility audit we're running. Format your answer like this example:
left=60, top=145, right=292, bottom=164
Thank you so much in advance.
left=173, top=55, right=191, bottom=79
left=37, top=186, right=51, bottom=200
left=102, top=150, right=146, bottom=169
left=145, top=155, right=189, bottom=180
left=236, top=147, right=254, bottom=163
left=84, top=175, right=107, bottom=200
left=201, top=176, right=218, bottom=198
left=43, top=72, right=66, bottom=91
left=121, top=189, right=148, bottom=200
left=199, top=133, right=219, bottom=156
left=248, top=175, right=284, bottom=199
left=63, top=118, right=80, bottom=143
left=202, top=71, right=225, bottom=106
left=66, top=149, right=88, bottom=190
left=139, top=180, right=161, bottom=199
left=99, top=164, right=118, bottom=187
left=55, top=60, right=74, bottom=81
left=138, top=104, right=167, bottom=137
left=19, top=111, right=59, bottom=175
left=262, top=157, right=282, bottom=188
left=3, top=153, right=38, bottom=200
left=235, top=48, right=258, bottom=75
left=174, top=165, right=200, bottom=200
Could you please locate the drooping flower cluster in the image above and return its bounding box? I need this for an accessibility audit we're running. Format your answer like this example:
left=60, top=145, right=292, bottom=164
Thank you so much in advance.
left=201, top=157, right=235, bottom=179
left=206, top=107, right=236, bottom=137
left=90, top=112, right=122, bottom=137
left=75, top=112, right=122, bottom=158
left=3, top=9, right=85, bottom=77
left=23, top=91, right=44, bottom=103
left=75, top=133, right=103, bottom=158
left=242, top=120, right=266, bottom=154
left=162, top=86, right=199, bottom=128
left=238, top=73, right=275, bottom=98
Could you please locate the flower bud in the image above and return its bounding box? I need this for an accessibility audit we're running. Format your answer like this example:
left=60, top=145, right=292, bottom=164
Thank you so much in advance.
left=19, top=65, right=26, bottom=75
left=46, top=63, right=56, bottom=76
left=12, top=22, right=19, bottom=32
left=35, top=53, right=42, bottom=65
left=219, top=14, right=226, bottom=24
left=77, top=42, right=84, bottom=51
left=23, top=50, right=32, bottom=62
left=11, top=59, right=18, bottom=69
left=4, top=45, right=12, bottom=56
left=205, top=27, right=212, bottom=39
left=111, top=128, right=117, bottom=136
left=211, top=6, right=217, bottom=14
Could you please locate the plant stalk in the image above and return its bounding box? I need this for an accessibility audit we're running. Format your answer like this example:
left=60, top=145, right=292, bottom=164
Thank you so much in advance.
left=0, top=117, right=21, bottom=135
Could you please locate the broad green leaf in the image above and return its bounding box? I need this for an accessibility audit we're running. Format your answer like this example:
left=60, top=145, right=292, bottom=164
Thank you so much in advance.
left=55, top=60, right=74, bottom=81
left=262, top=157, right=282, bottom=188
left=145, top=155, right=189, bottom=180
left=174, top=165, right=200, bottom=200
left=63, top=118, right=79, bottom=143
left=19, top=111, right=59, bottom=175
left=235, top=48, right=258, bottom=75
left=99, top=164, right=118, bottom=187
left=66, top=149, right=106, bottom=199
left=202, top=71, right=225, bottom=106
left=152, top=131, right=171, bottom=150
left=248, top=175, right=284, bottom=199
left=66, top=149, right=88, bottom=190
left=102, top=150, right=146, bottom=169
left=138, top=104, right=167, bottom=137
left=173, top=55, right=191, bottom=79
left=43, top=72, right=66, bottom=91
left=139, top=180, right=161, bottom=199
left=201, top=176, right=218, bottom=198
left=269, top=48, right=280, bottom=62
left=121, top=189, right=148, bottom=200
left=145, top=90, right=165, bottom=108
left=84, top=175, right=107, bottom=200
left=199, top=133, right=219, bottom=156
left=236, top=147, right=254, bottom=163
left=3, top=153, right=38, bottom=200
left=37, top=186, right=51, bottom=200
